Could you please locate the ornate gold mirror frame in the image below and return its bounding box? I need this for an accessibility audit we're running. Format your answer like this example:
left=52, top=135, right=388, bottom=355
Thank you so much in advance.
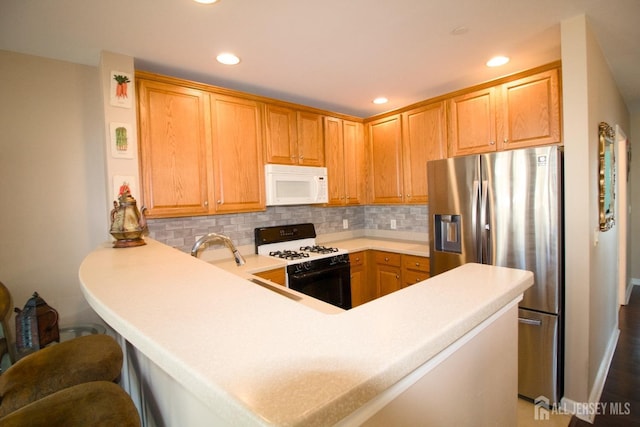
left=598, top=122, right=615, bottom=231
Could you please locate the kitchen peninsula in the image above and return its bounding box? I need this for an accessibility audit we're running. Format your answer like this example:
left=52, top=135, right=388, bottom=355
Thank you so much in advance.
left=79, top=239, right=533, bottom=426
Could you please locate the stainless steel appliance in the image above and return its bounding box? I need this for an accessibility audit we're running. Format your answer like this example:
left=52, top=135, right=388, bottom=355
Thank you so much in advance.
left=427, top=145, right=563, bottom=403
left=255, top=223, right=351, bottom=309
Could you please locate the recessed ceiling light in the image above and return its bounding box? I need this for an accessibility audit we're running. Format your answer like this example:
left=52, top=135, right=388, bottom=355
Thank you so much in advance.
left=216, top=53, right=240, bottom=65
left=373, top=97, right=388, bottom=105
left=194, top=0, right=219, bottom=4
left=486, top=56, right=510, bottom=67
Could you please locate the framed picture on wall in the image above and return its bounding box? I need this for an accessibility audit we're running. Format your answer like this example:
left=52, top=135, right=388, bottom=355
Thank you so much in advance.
left=109, top=71, right=133, bottom=108
left=109, top=122, right=135, bottom=159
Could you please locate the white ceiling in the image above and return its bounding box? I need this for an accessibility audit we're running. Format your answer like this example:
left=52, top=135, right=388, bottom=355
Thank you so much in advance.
left=1, top=0, right=639, bottom=117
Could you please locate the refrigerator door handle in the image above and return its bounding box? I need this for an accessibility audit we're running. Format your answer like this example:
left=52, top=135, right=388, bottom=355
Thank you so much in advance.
left=518, top=317, right=543, bottom=326
left=472, top=179, right=481, bottom=258
left=480, top=180, right=490, bottom=264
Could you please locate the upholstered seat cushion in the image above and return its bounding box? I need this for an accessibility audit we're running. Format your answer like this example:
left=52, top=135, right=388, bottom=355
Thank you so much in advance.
left=0, top=334, right=123, bottom=417
left=0, top=380, right=140, bottom=426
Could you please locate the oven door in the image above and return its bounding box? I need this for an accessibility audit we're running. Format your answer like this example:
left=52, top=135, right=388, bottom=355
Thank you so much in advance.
left=288, top=263, right=352, bottom=310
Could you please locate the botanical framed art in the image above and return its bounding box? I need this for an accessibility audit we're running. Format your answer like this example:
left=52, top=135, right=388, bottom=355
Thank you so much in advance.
left=110, top=71, right=133, bottom=108
left=109, top=122, right=135, bottom=159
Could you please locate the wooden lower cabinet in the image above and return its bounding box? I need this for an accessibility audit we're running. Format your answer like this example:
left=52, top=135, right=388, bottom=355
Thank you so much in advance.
left=371, top=251, right=402, bottom=298
left=254, top=268, right=286, bottom=286
left=401, top=254, right=430, bottom=287
left=351, top=251, right=430, bottom=306
left=350, top=251, right=373, bottom=307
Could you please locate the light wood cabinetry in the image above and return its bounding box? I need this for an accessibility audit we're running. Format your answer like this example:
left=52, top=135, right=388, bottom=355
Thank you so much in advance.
left=367, top=114, right=404, bottom=204
left=209, top=94, right=265, bottom=213
left=324, top=117, right=365, bottom=205
left=137, top=79, right=210, bottom=218
left=448, top=67, right=561, bottom=157
left=448, top=87, right=498, bottom=156
left=401, top=254, right=430, bottom=287
left=254, top=268, right=286, bottom=286
left=371, top=251, right=402, bottom=297
left=498, top=68, right=561, bottom=151
left=401, top=102, right=447, bottom=203
left=350, top=251, right=373, bottom=307
left=263, top=105, right=325, bottom=166
left=263, top=104, right=297, bottom=165
left=137, top=74, right=265, bottom=218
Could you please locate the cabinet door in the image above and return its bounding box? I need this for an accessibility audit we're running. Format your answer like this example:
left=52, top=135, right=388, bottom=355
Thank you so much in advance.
left=324, top=116, right=346, bottom=205
left=254, top=268, right=286, bottom=286
left=137, top=79, right=210, bottom=218
left=402, top=102, right=447, bottom=203
left=297, top=111, right=325, bottom=166
left=368, top=114, right=403, bottom=204
left=448, top=87, right=497, bottom=157
left=350, top=251, right=373, bottom=307
left=264, top=104, right=298, bottom=165
left=210, top=94, right=265, bottom=213
left=372, top=251, right=402, bottom=297
left=499, top=68, right=561, bottom=150
left=343, top=120, right=365, bottom=205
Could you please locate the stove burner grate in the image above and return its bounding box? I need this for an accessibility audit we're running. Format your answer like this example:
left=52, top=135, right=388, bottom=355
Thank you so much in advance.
left=300, top=245, right=339, bottom=254
left=269, top=250, right=310, bottom=260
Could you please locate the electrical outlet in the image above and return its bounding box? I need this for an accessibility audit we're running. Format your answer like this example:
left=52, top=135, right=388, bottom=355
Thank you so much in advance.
left=390, top=219, right=397, bottom=229
left=343, top=219, right=348, bottom=229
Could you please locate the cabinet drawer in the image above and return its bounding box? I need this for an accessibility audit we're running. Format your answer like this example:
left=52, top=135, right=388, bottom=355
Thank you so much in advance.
left=403, top=270, right=430, bottom=286
left=402, top=255, right=430, bottom=273
left=349, top=251, right=366, bottom=267
left=254, top=268, right=286, bottom=286
left=373, top=251, right=401, bottom=267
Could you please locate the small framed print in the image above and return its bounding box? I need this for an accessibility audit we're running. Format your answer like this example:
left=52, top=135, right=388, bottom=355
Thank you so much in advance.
left=110, top=70, right=133, bottom=108
left=110, top=122, right=135, bottom=159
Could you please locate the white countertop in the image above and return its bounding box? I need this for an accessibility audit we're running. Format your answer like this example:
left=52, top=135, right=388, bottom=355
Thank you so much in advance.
left=79, top=238, right=532, bottom=426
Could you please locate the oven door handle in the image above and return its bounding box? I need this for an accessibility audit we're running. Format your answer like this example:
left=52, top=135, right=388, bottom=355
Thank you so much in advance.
left=289, top=263, right=350, bottom=281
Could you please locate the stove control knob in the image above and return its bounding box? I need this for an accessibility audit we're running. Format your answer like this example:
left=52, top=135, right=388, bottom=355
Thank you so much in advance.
left=302, top=261, right=312, bottom=271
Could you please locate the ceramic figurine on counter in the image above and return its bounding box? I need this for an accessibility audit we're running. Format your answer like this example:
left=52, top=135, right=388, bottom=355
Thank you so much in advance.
left=109, top=182, right=148, bottom=248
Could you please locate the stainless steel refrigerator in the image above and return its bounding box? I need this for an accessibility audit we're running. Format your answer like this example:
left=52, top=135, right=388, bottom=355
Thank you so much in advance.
left=427, top=145, right=563, bottom=403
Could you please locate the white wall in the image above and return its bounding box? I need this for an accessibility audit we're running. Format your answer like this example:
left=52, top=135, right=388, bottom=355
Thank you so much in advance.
left=561, top=15, right=629, bottom=409
left=0, top=50, right=108, bottom=331
left=631, top=111, right=640, bottom=283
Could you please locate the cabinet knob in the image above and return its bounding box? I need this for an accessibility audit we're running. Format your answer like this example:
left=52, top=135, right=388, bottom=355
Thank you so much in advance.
left=385, top=257, right=389, bottom=262
left=504, top=138, right=509, bottom=144
left=217, top=200, right=221, bottom=204
left=489, top=141, right=495, bottom=145
left=299, top=156, right=304, bottom=160
left=415, top=262, right=420, bottom=267
left=204, top=200, right=209, bottom=206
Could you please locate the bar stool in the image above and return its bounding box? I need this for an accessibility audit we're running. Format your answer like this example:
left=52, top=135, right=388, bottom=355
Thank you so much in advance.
left=0, top=281, right=132, bottom=421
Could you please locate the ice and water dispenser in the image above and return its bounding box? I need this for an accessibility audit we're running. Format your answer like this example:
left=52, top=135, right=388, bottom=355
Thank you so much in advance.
left=434, top=214, right=461, bottom=253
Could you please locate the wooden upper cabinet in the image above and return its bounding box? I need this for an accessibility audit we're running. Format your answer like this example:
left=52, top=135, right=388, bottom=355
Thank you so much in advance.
left=137, top=79, right=210, bottom=218
left=367, top=114, right=403, bottom=204
left=297, top=111, right=325, bottom=166
left=448, top=66, right=561, bottom=157
left=209, top=94, right=265, bottom=213
left=343, top=120, right=365, bottom=204
left=263, top=104, right=298, bottom=165
left=498, top=68, right=561, bottom=150
left=448, top=86, right=498, bottom=157
left=263, top=106, right=325, bottom=166
left=324, top=117, right=364, bottom=205
left=401, top=101, right=447, bottom=203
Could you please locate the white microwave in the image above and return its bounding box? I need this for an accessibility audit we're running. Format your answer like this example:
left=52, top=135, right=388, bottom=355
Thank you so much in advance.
left=265, top=164, right=328, bottom=206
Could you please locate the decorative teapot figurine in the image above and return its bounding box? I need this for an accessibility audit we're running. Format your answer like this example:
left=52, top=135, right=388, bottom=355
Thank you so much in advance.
left=109, top=182, right=148, bottom=248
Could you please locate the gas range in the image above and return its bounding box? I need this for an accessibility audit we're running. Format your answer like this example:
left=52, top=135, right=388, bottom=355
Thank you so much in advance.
left=254, top=223, right=352, bottom=309
left=254, top=224, right=348, bottom=265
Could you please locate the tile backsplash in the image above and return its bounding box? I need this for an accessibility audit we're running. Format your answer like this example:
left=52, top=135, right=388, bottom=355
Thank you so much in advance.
left=147, top=204, right=428, bottom=253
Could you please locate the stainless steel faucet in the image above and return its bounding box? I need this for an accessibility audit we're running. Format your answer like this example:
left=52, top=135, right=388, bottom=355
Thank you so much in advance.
left=190, top=233, right=246, bottom=266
